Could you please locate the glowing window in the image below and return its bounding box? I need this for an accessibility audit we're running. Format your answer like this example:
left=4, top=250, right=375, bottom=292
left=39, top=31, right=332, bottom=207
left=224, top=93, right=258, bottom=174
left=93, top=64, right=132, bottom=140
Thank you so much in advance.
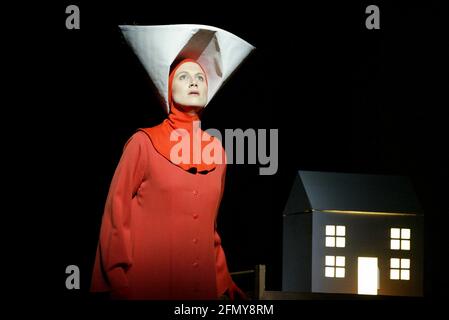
left=401, top=240, right=410, bottom=250
left=326, top=237, right=335, bottom=247
left=390, top=228, right=411, bottom=250
left=391, top=228, right=400, bottom=238
left=326, top=225, right=346, bottom=248
left=335, top=267, right=345, bottom=278
left=336, top=256, right=345, bottom=267
left=390, top=239, right=400, bottom=250
left=401, top=229, right=410, bottom=239
left=325, top=255, right=345, bottom=278
left=390, top=258, right=410, bottom=280
left=325, top=256, right=335, bottom=266
left=336, top=237, right=346, bottom=248
left=390, top=258, right=400, bottom=269
left=390, top=269, right=400, bottom=280
left=336, top=226, right=346, bottom=236
left=401, top=258, right=410, bottom=269
left=401, top=270, right=410, bottom=280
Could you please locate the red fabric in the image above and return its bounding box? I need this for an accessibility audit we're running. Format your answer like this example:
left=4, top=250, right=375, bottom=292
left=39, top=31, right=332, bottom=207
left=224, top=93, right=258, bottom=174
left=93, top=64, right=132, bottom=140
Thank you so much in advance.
left=144, top=58, right=222, bottom=173
left=90, top=131, right=234, bottom=299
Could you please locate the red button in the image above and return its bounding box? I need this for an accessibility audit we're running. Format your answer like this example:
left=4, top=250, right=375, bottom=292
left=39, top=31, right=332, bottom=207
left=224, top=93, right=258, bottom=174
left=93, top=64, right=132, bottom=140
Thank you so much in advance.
left=192, top=213, right=199, bottom=219
left=192, top=238, right=198, bottom=244
left=192, top=262, right=199, bottom=268
left=193, top=190, right=198, bottom=196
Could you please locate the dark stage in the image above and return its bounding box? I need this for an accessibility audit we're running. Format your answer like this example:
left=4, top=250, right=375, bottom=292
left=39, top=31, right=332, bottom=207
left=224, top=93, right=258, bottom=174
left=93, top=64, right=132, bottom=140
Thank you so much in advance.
left=15, top=1, right=448, bottom=318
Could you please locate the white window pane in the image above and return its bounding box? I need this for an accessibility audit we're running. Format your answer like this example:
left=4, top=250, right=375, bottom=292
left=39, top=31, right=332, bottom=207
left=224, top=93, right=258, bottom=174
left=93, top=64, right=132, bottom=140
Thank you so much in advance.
left=390, top=269, right=400, bottom=280
left=390, top=239, right=400, bottom=250
left=336, top=237, right=346, bottom=248
left=326, top=236, right=335, bottom=247
left=335, top=267, right=345, bottom=278
left=390, top=258, right=400, bottom=268
left=401, top=228, right=411, bottom=239
left=326, top=225, right=335, bottom=236
left=401, top=259, right=410, bottom=269
left=401, top=269, right=410, bottom=280
left=391, top=228, right=400, bottom=239
left=325, top=267, right=335, bottom=277
left=336, top=256, right=345, bottom=267
left=336, top=225, right=346, bottom=236
left=325, top=256, right=335, bottom=266
left=401, top=240, right=410, bottom=250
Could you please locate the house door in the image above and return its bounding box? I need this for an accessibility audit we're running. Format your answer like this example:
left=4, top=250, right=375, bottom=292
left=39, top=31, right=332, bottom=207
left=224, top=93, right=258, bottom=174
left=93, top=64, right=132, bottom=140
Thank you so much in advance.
left=357, top=257, right=379, bottom=295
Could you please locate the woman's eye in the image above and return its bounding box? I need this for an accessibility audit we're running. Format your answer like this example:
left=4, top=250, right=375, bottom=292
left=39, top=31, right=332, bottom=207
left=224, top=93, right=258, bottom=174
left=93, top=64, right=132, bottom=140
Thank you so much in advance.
left=179, top=75, right=186, bottom=80
left=197, top=75, right=204, bottom=81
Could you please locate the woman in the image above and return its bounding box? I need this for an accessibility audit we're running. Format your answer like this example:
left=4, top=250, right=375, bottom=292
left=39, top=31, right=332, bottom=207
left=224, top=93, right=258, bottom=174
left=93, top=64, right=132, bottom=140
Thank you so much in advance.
left=90, top=25, right=254, bottom=300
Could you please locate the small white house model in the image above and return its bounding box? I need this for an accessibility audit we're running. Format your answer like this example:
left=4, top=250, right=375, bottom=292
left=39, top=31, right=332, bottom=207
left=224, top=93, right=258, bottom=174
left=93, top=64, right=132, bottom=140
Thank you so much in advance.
left=282, top=171, right=424, bottom=296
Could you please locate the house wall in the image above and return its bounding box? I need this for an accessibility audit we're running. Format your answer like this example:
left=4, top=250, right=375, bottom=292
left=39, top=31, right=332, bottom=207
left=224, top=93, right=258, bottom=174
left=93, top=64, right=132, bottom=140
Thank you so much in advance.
left=282, top=213, right=313, bottom=292
left=311, top=212, right=423, bottom=296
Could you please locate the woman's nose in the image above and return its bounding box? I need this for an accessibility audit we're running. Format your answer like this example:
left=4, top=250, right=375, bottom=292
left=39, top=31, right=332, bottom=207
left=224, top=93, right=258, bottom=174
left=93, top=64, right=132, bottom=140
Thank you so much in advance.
left=189, top=82, right=198, bottom=88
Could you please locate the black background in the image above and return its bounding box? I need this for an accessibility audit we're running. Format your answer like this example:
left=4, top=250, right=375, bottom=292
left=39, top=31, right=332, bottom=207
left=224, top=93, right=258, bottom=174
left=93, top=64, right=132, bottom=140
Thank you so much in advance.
left=15, top=0, right=448, bottom=317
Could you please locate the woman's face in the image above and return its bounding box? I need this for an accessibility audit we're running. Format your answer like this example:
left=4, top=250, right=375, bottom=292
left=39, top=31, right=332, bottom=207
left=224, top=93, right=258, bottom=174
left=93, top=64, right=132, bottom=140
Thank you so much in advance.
left=171, top=62, right=208, bottom=108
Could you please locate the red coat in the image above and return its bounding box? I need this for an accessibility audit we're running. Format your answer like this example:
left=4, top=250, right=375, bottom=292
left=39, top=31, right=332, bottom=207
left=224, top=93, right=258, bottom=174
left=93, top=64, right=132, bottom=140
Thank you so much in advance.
left=90, top=130, right=233, bottom=299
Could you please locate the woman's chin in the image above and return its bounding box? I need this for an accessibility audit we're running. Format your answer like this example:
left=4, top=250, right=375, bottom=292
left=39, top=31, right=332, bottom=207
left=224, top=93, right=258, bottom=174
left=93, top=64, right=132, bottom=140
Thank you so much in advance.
left=188, top=103, right=206, bottom=108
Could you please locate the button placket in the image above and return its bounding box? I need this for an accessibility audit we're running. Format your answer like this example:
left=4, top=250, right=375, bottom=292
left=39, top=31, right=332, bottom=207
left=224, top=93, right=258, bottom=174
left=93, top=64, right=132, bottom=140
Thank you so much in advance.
left=191, top=185, right=201, bottom=290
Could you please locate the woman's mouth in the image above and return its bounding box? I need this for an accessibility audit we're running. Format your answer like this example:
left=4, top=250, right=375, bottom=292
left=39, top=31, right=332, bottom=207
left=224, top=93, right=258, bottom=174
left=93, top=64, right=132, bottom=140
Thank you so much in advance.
left=189, top=91, right=200, bottom=96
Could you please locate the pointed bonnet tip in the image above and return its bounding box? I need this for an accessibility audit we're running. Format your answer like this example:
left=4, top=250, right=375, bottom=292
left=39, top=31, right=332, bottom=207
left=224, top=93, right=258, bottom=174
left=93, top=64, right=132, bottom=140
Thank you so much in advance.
left=119, top=24, right=255, bottom=113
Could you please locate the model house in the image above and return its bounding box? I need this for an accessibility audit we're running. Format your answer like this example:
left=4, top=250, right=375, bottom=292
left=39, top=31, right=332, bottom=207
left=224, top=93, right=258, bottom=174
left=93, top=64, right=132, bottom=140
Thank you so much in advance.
left=282, top=170, right=424, bottom=296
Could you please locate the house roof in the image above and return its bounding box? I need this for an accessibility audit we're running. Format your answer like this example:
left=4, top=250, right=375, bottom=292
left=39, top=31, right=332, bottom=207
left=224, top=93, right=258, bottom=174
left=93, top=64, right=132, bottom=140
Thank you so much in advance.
left=283, top=171, right=423, bottom=216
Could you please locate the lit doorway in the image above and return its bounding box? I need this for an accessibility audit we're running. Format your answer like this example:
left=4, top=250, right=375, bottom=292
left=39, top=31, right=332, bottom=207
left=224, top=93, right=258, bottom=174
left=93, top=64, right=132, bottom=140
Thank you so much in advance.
left=358, top=257, right=378, bottom=295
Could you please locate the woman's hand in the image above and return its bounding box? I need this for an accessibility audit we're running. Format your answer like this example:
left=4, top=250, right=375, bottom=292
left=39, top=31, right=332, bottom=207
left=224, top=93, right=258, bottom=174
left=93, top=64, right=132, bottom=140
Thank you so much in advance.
left=110, top=285, right=131, bottom=300
left=227, top=281, right=249, bottom=300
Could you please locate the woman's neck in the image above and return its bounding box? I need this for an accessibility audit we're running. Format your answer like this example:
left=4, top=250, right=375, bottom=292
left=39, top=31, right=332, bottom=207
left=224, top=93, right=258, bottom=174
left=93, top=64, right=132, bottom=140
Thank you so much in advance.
left=167, top=103, right=201, bottom=130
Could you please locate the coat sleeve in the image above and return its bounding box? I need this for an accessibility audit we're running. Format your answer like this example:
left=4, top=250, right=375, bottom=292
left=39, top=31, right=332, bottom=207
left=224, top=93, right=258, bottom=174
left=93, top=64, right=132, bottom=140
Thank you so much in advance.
left=91, top=132, right=147, bottom=292
left=214, top=163, right=234, bottom=297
